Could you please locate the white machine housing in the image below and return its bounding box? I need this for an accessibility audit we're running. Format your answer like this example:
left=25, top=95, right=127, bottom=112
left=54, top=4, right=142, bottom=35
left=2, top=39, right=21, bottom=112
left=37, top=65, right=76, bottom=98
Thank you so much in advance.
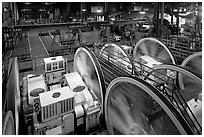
left=27, top=74, right=46, bottom=105
left=43, top=56, right=65, bottom=85
left=24, top=55, right=102, bottom=135
left=39, top=86, right=75, bottom=122
left=64, top=72, right=101, bottom=131
left=139, top=55, right=163, bottom=69
left=135, top=55, right=165, bottom=82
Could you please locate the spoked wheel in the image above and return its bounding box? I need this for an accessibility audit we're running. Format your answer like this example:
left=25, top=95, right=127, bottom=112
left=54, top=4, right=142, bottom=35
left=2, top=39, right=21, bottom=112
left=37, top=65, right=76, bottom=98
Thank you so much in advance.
left=100, top=43, right=133, bottom=73
left=144, top=64, right=202, bottom=134
left=180, top=52, right=202, bottom=91
left=73, top=47, right=106, bottom=116
left=133, top=37, right=176, bottom=64
left=2, top=111, right=15, bottom=135
left=105, top=77, right=192, bottom=135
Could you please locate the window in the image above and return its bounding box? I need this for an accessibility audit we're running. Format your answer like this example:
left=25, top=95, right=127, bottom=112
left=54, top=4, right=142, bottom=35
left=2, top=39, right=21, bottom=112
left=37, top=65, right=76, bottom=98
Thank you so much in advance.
left=46, top=106, right=49, bottom=118
left=46, top=63, right=51, bottom=72
left=59, top=61, right=63, bottom=69
left=49, top=105, right=52, bottom=117
left=55, top=103, right=58, bottom=115
left=52, top=62, right=58, bottom=70
left=52, top=104, right=55, bottom=116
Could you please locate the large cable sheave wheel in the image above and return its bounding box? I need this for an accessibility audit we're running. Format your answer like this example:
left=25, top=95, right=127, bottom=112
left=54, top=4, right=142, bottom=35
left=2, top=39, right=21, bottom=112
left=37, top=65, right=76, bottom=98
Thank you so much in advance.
left=133, top=37, right=176, bottom=64
left=100, top=43, right=133, bottom=73
left=144, top=64, right=202, bottom=134
left=2, top=57, right=20, bottom=135
left=145, top=64, right=202, bottom=102
left=105, top=77, right=193, bottom=135
left=14, top=57, right=21, bottom=135
left=73, top=47, right=106, bottom=117
left=2, top=111, right=15, bottom=135
left=179, top=52, right=202, bottom=90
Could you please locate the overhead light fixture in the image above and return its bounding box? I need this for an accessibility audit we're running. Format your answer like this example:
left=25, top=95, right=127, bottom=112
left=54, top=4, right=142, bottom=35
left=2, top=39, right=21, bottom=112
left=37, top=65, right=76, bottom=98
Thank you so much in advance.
left=179, top=13, right=188, bottom=16
left=24, top=2, right=31, bottom=5
left=96, top=8, right=102, bottom=13
left=82, top=8, right=86, bottom=12
left=44, top=2, right=51, bottom=5
left=38, top=9, right=46, bottom=12
left=195, top=10, right=198, bottom=15
left=139, top=4, right=146, bottom=14
left=179, top=10, right=191, bottom=16
left=3, top=7, right=9, bottom=12
left=173, top=9, right=178, bottom=12
left=139, top=8, right=146, bottom=14
left=110, top=17, right=116, bottom=21
left=21, top=8, right=32, bottom=12
left=139, top=11, right=146, bottom=14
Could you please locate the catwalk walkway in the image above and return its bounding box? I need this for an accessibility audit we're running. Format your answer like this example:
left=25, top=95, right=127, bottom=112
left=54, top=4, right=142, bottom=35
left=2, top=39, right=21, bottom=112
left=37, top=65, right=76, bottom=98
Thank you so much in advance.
left=28, top=31, right=49, bottom=58
left=27, top=31, right=49, bottom=74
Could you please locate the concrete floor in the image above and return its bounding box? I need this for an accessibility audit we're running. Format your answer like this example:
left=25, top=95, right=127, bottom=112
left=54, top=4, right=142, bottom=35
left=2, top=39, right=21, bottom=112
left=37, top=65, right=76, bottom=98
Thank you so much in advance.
left=17, top=28, right=101, bottom=84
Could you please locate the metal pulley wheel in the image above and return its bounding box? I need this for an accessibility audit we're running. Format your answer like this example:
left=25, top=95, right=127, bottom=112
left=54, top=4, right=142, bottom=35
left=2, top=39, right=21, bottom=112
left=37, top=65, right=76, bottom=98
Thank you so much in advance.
left=133, top=37, right=176, bottom=64
left=14, top=57, right=21, bottom=135
left=105, top=77, right=192, bottom=135
left=179, top=52, right=202, bottom=91
left=144, top=64, right=202, bottom=134
left=73, top=47, right=106, bottom=116
left=100, top=43, right=133, bottom=73
left=144, top=64, right=202, bottom=102
left=3, top=57, right=21, bottom=135
left=2, top=111, right=15, bottom=135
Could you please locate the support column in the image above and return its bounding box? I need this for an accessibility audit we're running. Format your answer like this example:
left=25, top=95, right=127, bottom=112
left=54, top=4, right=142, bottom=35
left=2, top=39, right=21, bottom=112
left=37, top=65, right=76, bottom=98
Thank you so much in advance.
left=52, top=3, right=54, bottom=20
left=171, top=12, right=173, bottom=25
left=160, top=2, right=164, bottom=37
left=176, top=6, right=179, bottom=28
left=155, top=2, right=160, bottom=38
left=2, top=30, right=5, bottom=54
left=196, top=2, right=202, bottom=37
left=104, top=2, right=107, bottom=21
left=81, top=2, right=82, bottom=20
left=67, top=2, right=70, bottom=21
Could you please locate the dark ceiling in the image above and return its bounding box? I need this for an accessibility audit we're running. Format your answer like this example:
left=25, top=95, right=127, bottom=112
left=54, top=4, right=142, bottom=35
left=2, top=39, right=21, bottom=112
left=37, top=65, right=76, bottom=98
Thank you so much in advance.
left=17, top=2, right=201, bottom=16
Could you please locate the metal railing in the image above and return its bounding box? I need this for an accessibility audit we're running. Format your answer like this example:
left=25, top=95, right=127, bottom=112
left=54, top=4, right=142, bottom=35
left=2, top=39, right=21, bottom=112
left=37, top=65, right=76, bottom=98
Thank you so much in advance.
left=160, top=37, right=202, bottom=64
left=90, top=44, right=201, bottom=134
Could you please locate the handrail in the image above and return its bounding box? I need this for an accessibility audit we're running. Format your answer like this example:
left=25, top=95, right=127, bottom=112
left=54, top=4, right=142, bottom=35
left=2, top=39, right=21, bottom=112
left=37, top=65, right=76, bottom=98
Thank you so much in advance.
left=90, top=44, right=201, bottom=134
